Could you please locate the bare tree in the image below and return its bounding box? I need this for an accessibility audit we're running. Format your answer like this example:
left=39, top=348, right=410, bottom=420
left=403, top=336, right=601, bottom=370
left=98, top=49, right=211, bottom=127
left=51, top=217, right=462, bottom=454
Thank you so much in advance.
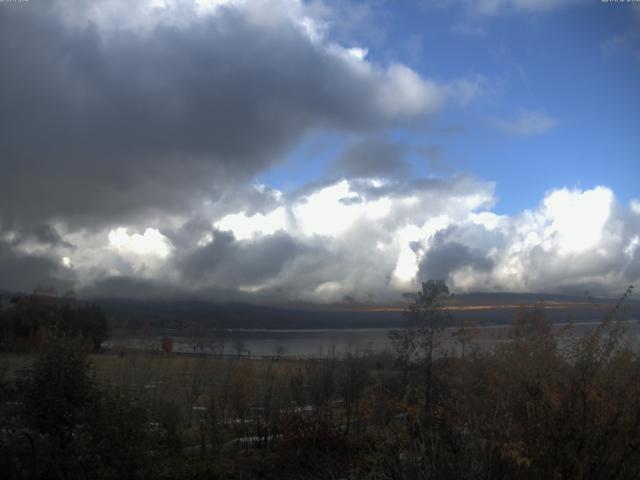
left=210, top=322, right=227, bottom=357
left=180, top=358, right=207, bottom=428
left=388, top=279, right=452, bottom=419
left=339, top=352, right=369, bottom=434
left=234, top=339, right=246, bottom=359
left=452, top=319, right=480, bottom=358
left=306, top=357, right=337, bottom=420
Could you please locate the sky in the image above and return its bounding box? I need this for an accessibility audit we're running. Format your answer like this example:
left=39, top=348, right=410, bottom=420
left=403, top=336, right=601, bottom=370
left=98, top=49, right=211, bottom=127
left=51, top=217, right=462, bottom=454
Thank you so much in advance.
left=0, top=0, right=638, bottom=303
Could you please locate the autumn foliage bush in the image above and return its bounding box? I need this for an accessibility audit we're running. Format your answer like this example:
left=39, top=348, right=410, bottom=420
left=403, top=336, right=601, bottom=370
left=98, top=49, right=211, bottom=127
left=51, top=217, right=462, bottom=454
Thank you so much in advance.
left=363, top=285, right=640, bottom=480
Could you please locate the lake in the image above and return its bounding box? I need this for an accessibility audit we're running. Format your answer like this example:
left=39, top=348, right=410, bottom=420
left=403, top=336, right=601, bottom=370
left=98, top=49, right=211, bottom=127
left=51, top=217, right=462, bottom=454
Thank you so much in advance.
left=106, top=320, right=640, bottom=358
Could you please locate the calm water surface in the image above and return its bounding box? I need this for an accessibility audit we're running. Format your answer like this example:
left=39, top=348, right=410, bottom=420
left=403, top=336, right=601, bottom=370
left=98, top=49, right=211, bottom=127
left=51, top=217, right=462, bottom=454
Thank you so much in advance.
left=107, top=321, right=640, bottom=358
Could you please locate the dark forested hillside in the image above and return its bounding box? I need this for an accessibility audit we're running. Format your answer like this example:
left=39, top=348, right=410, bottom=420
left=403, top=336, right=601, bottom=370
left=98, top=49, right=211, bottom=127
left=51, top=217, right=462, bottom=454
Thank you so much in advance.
left=96, top=292, right=640, bottom=333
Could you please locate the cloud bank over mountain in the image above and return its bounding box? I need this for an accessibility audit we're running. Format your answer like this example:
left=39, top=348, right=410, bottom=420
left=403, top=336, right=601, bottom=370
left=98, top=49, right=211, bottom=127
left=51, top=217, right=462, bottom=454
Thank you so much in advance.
left=0, top=0, right=637, bottom=301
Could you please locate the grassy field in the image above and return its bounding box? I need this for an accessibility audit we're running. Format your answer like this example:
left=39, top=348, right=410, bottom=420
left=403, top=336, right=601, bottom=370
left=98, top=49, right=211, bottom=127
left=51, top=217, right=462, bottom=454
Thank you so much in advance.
left=1, top=349, right=320, bottom=451
left=2, top=350, right=302, bottom=396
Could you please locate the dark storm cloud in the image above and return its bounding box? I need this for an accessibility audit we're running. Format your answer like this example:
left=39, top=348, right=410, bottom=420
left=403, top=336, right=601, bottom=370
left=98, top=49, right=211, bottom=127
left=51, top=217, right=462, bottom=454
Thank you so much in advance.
left=418, top=241, right=493, bottom=280
left=0, top=0, right=449, bottom=297
left=159, top=185, right=285, bottom=251
left=0, top=1, right=433, bottom=230
left=208, top=185, right=284, bottom=220
left=331, top=138, right=409, bottom=179
left=29, top=224, right=75, bottom=249
left=176, top=229, right=308, bottom=288
left=171, top=225, right=398, bottom=302
left=79, top=228, right=347, bottom=301
left=0, top=241, right=75, bottom=293
left=0, top=222, right=74, bottom=249
left=77, top=275, right=188, bottom=300
left=418, top=225, right=494, bottom=281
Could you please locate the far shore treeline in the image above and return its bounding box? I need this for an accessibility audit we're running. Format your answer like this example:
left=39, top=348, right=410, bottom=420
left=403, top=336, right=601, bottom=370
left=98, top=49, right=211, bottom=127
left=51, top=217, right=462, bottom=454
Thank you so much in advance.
left=0, top=292, right=109, bottom=352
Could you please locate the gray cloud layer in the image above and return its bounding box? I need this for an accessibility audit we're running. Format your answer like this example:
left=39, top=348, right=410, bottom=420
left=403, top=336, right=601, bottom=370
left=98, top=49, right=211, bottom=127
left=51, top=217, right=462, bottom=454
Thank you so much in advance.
left=0, top=1, right=637, bottom=301
left=418, top=225, right=495, bottom=281
left=332, top=138, right=410, bottom=179
left=0, top=0, right=452, bottom=297
left=0, top=0, right=440, bottom=229
left=0, top=240, right=75, bottom=294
